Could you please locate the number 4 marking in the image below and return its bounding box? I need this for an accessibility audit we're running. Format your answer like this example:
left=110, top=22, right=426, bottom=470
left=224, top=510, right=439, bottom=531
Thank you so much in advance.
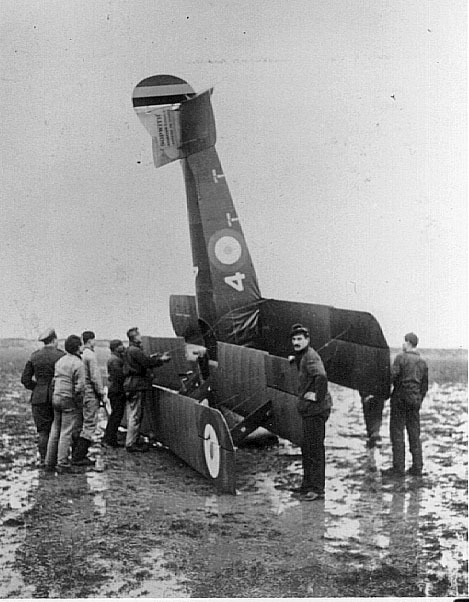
left=224, top=272, right=245, bottom=292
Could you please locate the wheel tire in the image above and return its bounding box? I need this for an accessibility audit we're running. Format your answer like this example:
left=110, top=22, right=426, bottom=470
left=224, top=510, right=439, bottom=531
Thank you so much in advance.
left=202, top=421, right=221, bottom=479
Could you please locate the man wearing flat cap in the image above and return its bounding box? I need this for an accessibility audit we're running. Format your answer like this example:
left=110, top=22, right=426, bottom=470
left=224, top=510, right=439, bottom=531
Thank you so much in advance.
left=72, top=330, right=105, bottom=466
left=382, top=332, right=428, bottom=478
left=102, top=339, right=126, bottom=447
left=21, top=328, right=65, bottom=465
left=289, top=323, right=333, bottom=501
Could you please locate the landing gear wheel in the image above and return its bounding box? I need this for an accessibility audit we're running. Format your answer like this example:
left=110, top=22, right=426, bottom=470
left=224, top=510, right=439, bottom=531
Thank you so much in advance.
left=203, top=422, right=221, bottom=479
left=197, top=405, right=235, bottom=492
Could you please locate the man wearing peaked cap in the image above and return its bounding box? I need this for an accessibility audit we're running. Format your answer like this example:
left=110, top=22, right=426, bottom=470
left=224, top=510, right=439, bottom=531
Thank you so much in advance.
left=38, top=327, right=57, bottom=343
left=21, top=328, right=65, bottom=466
left=382, top=332, right=428, bottom=478
left=289, top=323, right=333, bottom=501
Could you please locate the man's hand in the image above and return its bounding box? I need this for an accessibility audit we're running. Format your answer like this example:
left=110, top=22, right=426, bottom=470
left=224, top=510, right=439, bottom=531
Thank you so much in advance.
left=161, top=352, right=171, bottom=363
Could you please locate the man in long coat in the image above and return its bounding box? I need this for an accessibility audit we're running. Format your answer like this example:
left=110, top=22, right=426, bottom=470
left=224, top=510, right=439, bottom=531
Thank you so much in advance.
left=21, top=328, right=65, bottom=465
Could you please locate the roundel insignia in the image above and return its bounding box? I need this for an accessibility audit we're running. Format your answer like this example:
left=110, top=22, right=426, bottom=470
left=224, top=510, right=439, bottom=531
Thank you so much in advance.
left=215, top=236, right=242, bottom=265
left=207, top=229, right=246, bottom=273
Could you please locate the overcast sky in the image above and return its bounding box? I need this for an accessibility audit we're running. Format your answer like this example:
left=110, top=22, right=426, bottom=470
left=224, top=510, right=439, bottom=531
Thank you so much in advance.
left=1, top=0, right=466, bottom=348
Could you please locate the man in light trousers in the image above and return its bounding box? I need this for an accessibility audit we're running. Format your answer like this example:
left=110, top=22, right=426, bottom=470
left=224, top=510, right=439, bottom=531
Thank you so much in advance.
left=72, top=330, right=105, bottom=466
left=45, top=335, right=85, bottom=473
left=123, top=327, right=170, bottom=452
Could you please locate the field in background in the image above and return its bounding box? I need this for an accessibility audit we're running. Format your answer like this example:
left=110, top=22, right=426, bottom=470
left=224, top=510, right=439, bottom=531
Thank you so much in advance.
left=1, top=339, right=467, bottom=384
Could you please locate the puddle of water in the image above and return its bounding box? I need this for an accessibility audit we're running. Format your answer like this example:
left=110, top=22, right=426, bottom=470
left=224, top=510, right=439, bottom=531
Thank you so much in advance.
left=100, top=547, right=190, bottom=597
left=252, top=471, right=299, bottom=515
left=230, top=382, right=468, bottom=596
left=85, top=470, right=109, bottom=516
left=0, top=470, right=39, bottom=598
left=0, top=536, right=36, bottom=598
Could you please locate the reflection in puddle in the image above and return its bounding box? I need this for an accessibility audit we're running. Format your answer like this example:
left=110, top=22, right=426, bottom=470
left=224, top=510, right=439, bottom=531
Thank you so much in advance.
left=253, top=472, right=298, bottom=515
left=86, top=470, right=109, bottom=516
left=102, top=547, right=189, bottom=598
left=0, top=470, right=38, bottom=597
left=230, top=382, right=468, bottom=596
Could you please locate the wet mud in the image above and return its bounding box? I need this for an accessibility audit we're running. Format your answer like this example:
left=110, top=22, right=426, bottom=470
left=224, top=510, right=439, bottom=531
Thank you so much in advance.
left=0, top=360, right=467, bottom=598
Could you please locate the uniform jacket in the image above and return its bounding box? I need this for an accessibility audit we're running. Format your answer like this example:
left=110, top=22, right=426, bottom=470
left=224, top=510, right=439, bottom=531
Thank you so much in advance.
left=107, top=351, right=125, bottom=397
left=295, top=346, right=333, bottom=416
left=391, top=349, right=428, bottom=405
left=52, top=353, right=85, bottom=410
left=21, top=345, right=65, bottom=405
left=123, top=342, right=165, bottom=392
left=82, top=347, right=104, bottom=400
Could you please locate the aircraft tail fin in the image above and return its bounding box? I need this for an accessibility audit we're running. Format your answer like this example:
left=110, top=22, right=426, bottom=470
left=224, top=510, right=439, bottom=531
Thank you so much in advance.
left=132, top=75, right=215, bottom=168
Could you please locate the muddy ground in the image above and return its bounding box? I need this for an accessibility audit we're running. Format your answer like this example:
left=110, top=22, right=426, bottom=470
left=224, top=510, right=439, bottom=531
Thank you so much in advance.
left=0, top=348, right=467, bottom=598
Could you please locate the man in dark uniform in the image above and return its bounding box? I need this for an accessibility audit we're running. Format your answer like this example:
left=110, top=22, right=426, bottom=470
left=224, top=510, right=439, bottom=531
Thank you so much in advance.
left=289, top=323, right=333, bottom=501
left=21, top=328, right=65, bottom=465
left=123, top=327, right=171, bottom=452
left=382, top=332, right=428, bottom=478
left=102, top=339, right=126, bottom=447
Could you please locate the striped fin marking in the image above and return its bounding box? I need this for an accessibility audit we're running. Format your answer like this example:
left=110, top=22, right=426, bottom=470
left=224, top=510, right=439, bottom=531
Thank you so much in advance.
left=132, top=75, right=195, bottom=107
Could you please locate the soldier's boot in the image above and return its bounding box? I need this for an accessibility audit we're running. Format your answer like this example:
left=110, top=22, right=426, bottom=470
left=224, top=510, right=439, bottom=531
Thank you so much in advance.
left=72, top=437, right=95, bottom=466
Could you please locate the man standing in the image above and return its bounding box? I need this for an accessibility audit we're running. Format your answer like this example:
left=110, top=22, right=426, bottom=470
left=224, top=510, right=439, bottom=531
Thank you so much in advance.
left=45, top=334, right=85, bottom=473
left=21, top=328, right=65, bottom=466
left=102, top=339, right=126, bottom=447
left=72, top=331, right=105, bottom=466
left=123, top=327, right=170, bottom=453
left=289, top=323, right=333, bottom=501
left=382, top=332, right=428, bottom=478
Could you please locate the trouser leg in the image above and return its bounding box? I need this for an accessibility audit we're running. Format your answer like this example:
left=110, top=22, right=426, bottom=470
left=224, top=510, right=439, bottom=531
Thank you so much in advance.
left=80, top=395, right=100, bottom=442
left=31, top=403, right=54, bottom=460
left=406, top=405, right=423, bottom=470
left=126, top=391, right=144, bottom=447
left=390, top=398, right=406, bottom=472
left=368, top=397, right=385, bottom=441
left=361, top=396, right=385, bottom=442
left=104, top=393, right=126, bottom=443
left=45, top=409, right=61, bottom=467
left=361, top=396, right=373, bottom=438
left=73, top=409, right=83, bottom=450
left=37, top=431, right=50, bottom=462
left=301, top=417, right=314, bottom=490
left=58, top=409, right=80, bottom=467
left=302, top=411, right=329, bottom=494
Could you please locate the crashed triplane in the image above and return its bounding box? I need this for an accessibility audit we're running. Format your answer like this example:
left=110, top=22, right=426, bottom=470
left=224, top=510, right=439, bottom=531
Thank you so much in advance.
left=131, top=74, right=390, bottom=493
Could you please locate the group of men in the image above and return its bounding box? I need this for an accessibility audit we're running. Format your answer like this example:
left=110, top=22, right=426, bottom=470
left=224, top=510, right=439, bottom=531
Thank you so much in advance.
left=21, top=326, right=170, bottom=473
left=21, top=322, right=429, bottom=498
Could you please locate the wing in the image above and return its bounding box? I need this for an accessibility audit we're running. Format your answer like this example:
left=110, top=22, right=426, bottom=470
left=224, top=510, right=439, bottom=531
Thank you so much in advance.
left=257, top=299, right=390, bottom=397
